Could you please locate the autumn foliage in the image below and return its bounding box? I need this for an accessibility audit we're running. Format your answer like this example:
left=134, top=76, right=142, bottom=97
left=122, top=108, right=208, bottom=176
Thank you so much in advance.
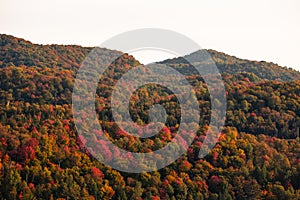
left=0, top=34, right=299, bottom=199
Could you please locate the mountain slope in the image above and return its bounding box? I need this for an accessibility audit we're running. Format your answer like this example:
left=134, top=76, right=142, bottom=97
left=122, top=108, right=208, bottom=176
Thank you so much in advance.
left=0, top=34, right=299, bottom=199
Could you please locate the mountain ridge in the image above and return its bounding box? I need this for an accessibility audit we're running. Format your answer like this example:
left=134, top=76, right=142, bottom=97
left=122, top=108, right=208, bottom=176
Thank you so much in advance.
left=159, top=49, right=300, bottom=82
left=1, top=33, right=299, bottom=82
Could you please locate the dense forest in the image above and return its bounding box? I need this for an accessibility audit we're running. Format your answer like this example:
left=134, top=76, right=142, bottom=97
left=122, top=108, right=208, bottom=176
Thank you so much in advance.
left=0, top=34, right=299, bottom=199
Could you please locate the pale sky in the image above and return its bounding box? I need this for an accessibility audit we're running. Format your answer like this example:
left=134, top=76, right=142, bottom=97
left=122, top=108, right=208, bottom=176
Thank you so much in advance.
left=0, top=0, right=299, bottom=70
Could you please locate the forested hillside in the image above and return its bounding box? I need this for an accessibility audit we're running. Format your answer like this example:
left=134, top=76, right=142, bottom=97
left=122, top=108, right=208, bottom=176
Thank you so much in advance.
left=161, top=49, right=300, bottom=82
left=0, top=34, right=299, bottom=199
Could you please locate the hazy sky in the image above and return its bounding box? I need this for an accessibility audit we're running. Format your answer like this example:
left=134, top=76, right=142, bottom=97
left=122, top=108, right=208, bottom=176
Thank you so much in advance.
left=1, top=0, right=299, bottom=70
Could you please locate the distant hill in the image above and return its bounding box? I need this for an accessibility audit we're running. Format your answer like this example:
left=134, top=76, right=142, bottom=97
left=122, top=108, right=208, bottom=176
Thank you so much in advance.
left=1, top=34, right=300, bottom=82
left=160, top=49, right=300, bottom=82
